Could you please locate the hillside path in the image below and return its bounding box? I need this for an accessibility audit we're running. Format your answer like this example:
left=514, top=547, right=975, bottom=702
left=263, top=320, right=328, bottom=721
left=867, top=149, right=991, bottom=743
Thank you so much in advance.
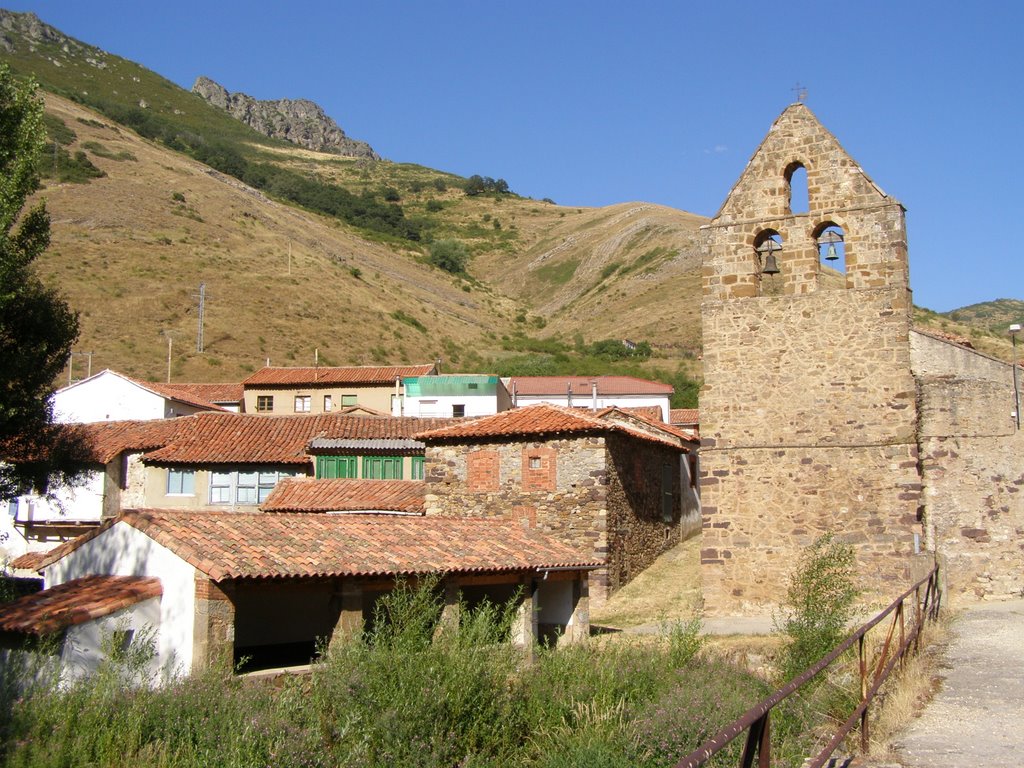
left=864, top=598, right=1024, bottom=768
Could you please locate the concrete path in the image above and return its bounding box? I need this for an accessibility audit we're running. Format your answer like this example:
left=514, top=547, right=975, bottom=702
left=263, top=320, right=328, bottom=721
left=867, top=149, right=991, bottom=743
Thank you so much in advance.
left=880, top=598, right=1024, bottom=767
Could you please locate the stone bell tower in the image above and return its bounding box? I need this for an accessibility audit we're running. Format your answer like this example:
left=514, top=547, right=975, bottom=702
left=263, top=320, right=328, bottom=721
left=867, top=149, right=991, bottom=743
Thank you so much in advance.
left=699, top=103, right=923, bottom=615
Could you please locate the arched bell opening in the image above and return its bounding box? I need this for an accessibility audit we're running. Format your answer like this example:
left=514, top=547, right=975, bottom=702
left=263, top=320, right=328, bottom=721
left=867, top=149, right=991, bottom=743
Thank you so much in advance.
left=785, top=162, right=809, bottom=215
left=753, top=230, right=783, bottom=294
left=813, top=222, right=847, bottom=289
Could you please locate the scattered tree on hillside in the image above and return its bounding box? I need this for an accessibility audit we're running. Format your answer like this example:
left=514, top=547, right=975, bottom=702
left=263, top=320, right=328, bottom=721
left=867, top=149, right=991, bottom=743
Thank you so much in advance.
left=0, top=64, right=88, bottom=501
left=463, top=175, right=511, bottom=196
left=428, top=239, right=469, bottom=275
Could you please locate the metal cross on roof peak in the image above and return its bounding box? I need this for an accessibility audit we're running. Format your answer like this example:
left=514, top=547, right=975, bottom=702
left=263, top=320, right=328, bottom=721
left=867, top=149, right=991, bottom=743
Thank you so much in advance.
left=792, top=82, right=808, bottom=103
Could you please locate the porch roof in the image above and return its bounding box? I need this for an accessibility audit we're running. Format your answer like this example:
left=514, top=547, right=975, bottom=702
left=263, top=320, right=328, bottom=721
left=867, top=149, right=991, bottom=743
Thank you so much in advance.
left=0, top=575, right=161, bottom=636
left=36, top=510, right=601, bottom=582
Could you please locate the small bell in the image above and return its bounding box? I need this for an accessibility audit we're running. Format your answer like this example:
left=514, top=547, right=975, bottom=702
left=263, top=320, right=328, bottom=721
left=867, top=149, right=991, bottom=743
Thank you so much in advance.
left=762, top=252, right=780, bottom=275
left=824, top=242, right=839, bottom=261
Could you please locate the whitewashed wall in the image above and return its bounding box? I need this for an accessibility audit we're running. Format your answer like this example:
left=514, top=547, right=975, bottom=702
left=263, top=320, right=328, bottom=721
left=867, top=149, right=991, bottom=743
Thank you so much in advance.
left=46, top=522, right=198, bottom=677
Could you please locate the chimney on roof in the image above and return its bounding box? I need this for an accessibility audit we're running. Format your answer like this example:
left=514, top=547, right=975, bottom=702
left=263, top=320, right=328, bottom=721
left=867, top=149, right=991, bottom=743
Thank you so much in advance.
left=592, top=381, right=598, bottom=412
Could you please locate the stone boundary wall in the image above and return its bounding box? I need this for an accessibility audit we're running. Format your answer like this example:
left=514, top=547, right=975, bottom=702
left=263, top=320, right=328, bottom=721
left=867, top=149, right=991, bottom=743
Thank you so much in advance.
left=914, top=333, right=1024, bottom=601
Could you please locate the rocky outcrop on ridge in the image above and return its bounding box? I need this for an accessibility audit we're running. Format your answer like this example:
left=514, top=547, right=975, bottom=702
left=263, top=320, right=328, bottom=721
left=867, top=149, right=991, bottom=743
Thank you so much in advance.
left=192, top=76, right=379, bottom=159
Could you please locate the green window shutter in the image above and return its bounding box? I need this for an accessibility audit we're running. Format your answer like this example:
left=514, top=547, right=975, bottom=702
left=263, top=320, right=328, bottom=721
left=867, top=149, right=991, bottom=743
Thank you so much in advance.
left=318, top=456, right=357, bottom=478
left=411, top=457, right=425, bottom=480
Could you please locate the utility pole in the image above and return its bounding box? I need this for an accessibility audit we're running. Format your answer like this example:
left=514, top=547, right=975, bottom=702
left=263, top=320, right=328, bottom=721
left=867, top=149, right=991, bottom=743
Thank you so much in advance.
left=163, top=331, right=174, bottom=383
left=67, top=350, right=93, bottom=385
left=193, top=283, right=207, bottom=353
left=1011, top=324, right=1021, bottom=429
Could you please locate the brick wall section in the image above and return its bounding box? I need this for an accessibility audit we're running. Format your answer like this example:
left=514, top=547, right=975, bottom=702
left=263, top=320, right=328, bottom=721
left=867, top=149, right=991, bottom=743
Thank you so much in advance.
left=424, top=434, right=684, bottom=605
left=700, top=104, right=921, bottom=615
left=467, top=449, right=500, bottom=492
left=522, top=446, right=557, bottom=492
left=913, top=332, right=1024, bottom=601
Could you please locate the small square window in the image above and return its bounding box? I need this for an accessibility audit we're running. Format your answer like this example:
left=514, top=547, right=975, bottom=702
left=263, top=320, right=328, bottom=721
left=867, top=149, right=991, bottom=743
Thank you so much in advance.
left=256, top=395, right=274, bottom=412
left=529, top=457, right=541, bottom=470
left=341, top=395, right=358, bottom=407
left=294, top=395, right=311, bottom=413
left=167, top=468, right=195, bottom=495
left=452, top=404, right=466, bottom=418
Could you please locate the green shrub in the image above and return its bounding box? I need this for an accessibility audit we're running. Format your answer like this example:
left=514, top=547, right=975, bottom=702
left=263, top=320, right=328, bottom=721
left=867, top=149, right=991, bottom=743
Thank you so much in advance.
left=775, top=532, right=860, bottom=683
left=425, top=199, right=443, bottom=212
left=428, top=239, right=469, bottom=275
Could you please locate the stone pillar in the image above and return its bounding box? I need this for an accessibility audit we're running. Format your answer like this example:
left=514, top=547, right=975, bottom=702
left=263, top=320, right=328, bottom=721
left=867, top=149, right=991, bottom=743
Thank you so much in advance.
left=511, top=576, right=538, bottom=660
left=328, top=580, right=364, bottom=649
left=563, top=573, right=590, bottom=645
left=434, top=579, right=461, bottom=640
left=192, top=577, right=235, bottom=674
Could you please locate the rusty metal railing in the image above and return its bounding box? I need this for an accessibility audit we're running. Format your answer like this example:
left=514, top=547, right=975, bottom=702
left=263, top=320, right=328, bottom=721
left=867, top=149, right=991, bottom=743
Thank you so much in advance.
left=675, top=562, right=941, bottom=768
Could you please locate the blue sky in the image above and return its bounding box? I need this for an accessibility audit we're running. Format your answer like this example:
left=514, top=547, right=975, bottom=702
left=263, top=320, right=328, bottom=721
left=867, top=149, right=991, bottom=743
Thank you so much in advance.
left=7, top=0, right=1023, bottom=313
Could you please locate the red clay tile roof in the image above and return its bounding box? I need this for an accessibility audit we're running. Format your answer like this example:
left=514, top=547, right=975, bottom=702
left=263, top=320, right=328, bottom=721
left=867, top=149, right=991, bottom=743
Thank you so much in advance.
left=262, top=478, right=425, bottom=514
left=155, top=382, right=244, bottom=406
left=0, top=575, right=161, bottom=636
left=508, top=375, right=674, bottom=397
left=597, top=407, right=697, bottom=446
left=416, top=404, right=609, bottom=441
left=615, top=405, right=665, bottom=422
left=38, top=510, right=600, bottom=581
left=142, top=413, right=453, bottom=465
left=243, top=364, right=437, bottom=387
left=670, top=408, right=700, bottom=425
left=69, top=419, right=181, bottom=464
left=9, top=551, right=48, bottom=571
left=116, top=373, right=228, bottom=412
left=416, top=404, right=688, bottom=450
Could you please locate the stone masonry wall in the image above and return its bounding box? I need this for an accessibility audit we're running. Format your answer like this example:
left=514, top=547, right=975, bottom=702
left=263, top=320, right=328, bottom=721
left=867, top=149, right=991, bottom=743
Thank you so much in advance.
left=913, top=333, right=1024, bottom=601
left=700, top=445, right=920, bottom=613
left=604, top=434, right=685, bottom=592
left=700, top=104, right=921, bottom=616
left=424, top=438, right=611, bottom=599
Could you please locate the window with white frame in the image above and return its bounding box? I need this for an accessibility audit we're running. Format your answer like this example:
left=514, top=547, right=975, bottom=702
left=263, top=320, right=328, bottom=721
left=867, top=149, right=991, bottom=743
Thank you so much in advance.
left=294, top=395, right=311, bottom=413
left=167, top=468, right=196, bottom=495
left=209, top=468, right=297, bottom=505
left=324, top=395, right=333, bottom=412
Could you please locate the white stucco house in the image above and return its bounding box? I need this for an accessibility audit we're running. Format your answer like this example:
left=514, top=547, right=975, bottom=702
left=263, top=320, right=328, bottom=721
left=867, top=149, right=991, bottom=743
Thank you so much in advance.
left=505, top=375, right=674, bottom=422
left=51, top=369, right=226, bottom=424
left=398, top=374, right=512, bottom=418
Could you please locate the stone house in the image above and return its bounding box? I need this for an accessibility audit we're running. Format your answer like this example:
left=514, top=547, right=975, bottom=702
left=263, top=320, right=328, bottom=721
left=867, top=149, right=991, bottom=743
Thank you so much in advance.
left=241, top=363, right=438, bottom=415
left=698, top=102, right=1023, bottom=614
left=417, top=404, right=700, bottom=606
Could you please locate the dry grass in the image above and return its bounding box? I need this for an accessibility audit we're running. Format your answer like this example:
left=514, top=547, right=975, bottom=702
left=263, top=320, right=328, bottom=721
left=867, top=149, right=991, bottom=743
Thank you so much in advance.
left=861, top=612, right=953, bottom=759
left=590, top=537, right=703, bottom=629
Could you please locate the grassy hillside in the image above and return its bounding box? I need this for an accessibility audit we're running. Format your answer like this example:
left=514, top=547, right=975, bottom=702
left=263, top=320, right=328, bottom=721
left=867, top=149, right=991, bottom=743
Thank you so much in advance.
left=3, top=8, right=1018, bottom=395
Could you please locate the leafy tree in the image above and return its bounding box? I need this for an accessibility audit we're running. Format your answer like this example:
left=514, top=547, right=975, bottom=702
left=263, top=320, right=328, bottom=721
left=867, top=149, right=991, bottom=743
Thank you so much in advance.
left=0, top=64, right=87, bottom=501
left=428, top=239, right=469, bottom=275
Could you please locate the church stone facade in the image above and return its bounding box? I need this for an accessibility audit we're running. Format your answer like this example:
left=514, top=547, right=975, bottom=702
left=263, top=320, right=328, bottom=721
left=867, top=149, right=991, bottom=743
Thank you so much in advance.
left=698, top=104, right=923, bottom=614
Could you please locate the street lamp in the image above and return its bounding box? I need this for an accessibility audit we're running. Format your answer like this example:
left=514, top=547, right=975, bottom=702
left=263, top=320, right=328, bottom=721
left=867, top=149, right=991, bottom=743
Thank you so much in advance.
left=1011, top=323, right=1021, bottom=430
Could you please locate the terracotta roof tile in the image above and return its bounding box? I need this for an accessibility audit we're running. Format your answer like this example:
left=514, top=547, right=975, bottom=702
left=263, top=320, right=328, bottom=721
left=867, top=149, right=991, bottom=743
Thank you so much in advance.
left=9, top=551, right=48, bottom=571
left=262, top=478, right=425, bottom=514
left=155, top=382, right=244, bottom=405
left=0, top=575, right=161, bottom=636
left=670, top=408, right=700, bottom=425
left=39, top=510, right=600, bottom=581
left=243, top=364, right=436, bottom=387
left=142, top=413, right=453, bottom=465
left=70, top=419, right=181, bottom=464
left=416, top=404, right=609, bottom=441
left=508, top=375, right=674, bottom=397
left=115, top=374, right=228, bottom=412
left=416, top=404, right=689, bottom=450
